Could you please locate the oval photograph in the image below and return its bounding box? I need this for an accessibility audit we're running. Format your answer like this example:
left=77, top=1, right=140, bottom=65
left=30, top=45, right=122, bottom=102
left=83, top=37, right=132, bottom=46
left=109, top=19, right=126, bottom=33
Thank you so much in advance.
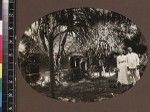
left=18, top=8, right=149, bottom=103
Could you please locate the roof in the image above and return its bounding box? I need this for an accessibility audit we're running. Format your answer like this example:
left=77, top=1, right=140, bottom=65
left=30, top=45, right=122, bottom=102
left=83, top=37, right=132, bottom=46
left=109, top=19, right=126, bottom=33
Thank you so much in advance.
left=71, top=52, right=84, bottom=57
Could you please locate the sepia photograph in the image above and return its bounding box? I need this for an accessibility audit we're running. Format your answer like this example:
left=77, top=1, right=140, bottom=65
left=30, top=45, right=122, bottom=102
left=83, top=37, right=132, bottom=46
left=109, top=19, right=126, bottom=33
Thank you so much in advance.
left=18, top=8, right=149, bottom=103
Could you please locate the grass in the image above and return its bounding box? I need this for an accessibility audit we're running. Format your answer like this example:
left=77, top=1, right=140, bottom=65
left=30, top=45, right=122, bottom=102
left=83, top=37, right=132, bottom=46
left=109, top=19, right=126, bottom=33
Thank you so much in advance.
left=31, top=77, right=132, bottom=103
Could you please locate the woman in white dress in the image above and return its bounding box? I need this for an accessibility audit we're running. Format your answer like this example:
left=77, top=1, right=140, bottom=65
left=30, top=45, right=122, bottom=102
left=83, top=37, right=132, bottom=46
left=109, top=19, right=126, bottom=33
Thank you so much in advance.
left=117, top=50, right=129, bottom=85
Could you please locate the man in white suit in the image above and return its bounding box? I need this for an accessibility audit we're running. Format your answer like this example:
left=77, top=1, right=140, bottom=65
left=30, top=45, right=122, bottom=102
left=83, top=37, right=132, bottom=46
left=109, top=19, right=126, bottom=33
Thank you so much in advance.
left=126, top=47, right=140, bottom=85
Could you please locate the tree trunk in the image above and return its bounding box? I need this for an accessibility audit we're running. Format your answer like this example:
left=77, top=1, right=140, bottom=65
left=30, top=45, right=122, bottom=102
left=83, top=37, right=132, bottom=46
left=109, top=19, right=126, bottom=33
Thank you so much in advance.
left=49, top=38, right=56, bottom=98
left=56, top=32, right=68, bottom=69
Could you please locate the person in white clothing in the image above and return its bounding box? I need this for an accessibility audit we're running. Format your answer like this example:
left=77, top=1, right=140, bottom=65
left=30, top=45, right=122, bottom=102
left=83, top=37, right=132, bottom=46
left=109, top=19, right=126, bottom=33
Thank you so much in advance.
left=117, top=49, right=129, bottom=85
left=126, top=47, right=140, bottom=85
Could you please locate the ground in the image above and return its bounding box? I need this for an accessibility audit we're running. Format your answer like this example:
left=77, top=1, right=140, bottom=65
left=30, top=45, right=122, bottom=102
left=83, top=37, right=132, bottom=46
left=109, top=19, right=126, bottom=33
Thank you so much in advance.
left=31, top=72, right=133, bottom=103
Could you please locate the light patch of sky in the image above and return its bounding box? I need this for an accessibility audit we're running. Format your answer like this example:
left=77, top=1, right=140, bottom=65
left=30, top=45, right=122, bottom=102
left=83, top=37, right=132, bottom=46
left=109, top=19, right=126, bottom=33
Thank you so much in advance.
left=25, top=22, right=38, bottom=36
left=19, top=22, right=39, bottom=53
left=18, top=41, right=26, bottom=52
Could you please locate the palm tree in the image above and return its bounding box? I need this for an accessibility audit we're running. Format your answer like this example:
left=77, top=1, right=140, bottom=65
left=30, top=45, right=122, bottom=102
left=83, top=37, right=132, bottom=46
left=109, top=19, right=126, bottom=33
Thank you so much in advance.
left=36, top=8, right=102, bottom=98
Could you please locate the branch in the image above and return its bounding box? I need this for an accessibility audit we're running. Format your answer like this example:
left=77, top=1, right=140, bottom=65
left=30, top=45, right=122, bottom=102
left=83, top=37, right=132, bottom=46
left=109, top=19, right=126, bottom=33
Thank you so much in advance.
left=53, top=30, right=68, bottom=39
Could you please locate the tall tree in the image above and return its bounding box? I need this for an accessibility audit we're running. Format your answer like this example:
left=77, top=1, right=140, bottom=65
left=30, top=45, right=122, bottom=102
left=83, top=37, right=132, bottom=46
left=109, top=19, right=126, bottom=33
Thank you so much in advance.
left=36, top=8, right=101, bottom=98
